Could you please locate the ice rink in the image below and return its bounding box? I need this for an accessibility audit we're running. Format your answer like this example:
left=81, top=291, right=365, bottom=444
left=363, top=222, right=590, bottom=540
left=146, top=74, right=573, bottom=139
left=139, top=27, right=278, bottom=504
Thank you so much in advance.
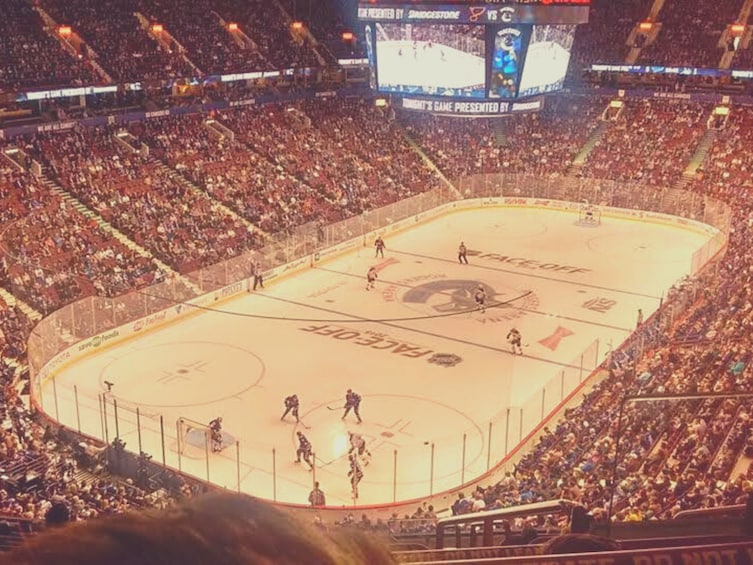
left=43, top=207, right=714, bottom=506
left=376, top=41, right=485, bottom=96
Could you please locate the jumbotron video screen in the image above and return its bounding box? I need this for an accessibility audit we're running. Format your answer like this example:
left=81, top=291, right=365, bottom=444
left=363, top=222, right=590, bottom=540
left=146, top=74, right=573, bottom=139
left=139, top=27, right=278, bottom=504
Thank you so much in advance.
left=358, top=0, right=590, bottom=101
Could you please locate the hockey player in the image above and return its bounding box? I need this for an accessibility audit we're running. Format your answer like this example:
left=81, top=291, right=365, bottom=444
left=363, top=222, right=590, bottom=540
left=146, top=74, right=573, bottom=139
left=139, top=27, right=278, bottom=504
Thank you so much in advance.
left=209, top=417, right=223, bottom=453
left=366, top=266, right=378, bottom=291
left=348, top=432, right=371, bottom=467
left=582, top=200, right=595, bottom=224
left=281, top=394, right=300, bottom=423
left=252, top=262, right=264, bottom=290
left=458, top=242, right=468, bottom=264
left=342, top=389, right=363, bottom=423
left=295, top=431, right=314, bottom=470
left=348, top=452, right=364, bottom=499
left=374, top=236, right=386, bottom=258
left=507, top=328, right=523, bottom=355
left=474, top=284, right=487, bottom=314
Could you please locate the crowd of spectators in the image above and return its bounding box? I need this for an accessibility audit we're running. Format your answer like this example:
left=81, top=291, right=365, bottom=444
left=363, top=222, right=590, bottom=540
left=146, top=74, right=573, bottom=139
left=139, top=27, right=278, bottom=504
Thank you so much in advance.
left=136, top=0, right=267, bottom=75
left=212, top=0, right=321, bottom=70
left=567, top=0, right=652, bottom=82
left=688, top=107, right=753, bottom=199
left=401, top=96, right=605, bottom=180
left=41, top=0, right=197, bottom=82
left=0, top=159, right=164, bottom=315
left=134, top=112, right=333, bottom=234
left=579, top=100, right=708, bottom=186
left=0, top=0, right=100, bottom=92
left=277, top=0, right=364, bottom=60
left=216, top=98, right=440, bottom=222
left=637, top=0, right=742, bottom=69
left=33, top=126, right=262, bottom=273
left=301, top=98, right=441, bottom=201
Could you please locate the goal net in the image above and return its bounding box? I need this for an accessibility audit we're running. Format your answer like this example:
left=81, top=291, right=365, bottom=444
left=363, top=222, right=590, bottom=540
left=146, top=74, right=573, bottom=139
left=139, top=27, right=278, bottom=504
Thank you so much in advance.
left=576, top=205, right=602, bottom=227
left=176, top=417, right=212, bottom=455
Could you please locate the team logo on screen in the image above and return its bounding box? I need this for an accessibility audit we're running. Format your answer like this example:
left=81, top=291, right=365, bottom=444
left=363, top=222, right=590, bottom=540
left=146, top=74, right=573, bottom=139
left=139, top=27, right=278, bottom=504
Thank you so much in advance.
left=499, top=7, right=516, bottom=23
left=469, top=6, right=487, bottom=22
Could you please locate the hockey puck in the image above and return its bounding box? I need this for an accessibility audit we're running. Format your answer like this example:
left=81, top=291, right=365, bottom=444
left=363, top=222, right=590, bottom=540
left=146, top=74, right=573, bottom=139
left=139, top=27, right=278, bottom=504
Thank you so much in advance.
left=423, top=441, right=429, bottom=445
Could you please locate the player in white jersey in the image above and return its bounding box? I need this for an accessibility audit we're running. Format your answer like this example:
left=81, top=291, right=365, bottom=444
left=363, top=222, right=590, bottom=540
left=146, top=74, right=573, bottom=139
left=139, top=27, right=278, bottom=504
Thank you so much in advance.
left=507, top=328, right=523, bottom=355
left=474, top=285, right=487, bottom=313
left=348, top=453, right=364, bottom=499
left=366, top=267, right=378, bottom=291
left=348, top=432, right=371, bottom=467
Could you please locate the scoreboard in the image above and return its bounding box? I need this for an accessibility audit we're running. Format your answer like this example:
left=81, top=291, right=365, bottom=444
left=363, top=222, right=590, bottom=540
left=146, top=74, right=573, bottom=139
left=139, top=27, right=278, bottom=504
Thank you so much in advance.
left=358, top=0, right=590, bottom=113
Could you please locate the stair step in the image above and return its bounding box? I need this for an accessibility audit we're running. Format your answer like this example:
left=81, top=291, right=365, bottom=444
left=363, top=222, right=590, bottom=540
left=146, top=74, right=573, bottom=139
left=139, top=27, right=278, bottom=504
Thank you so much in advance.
left=0, top=287, right=42, bottom=321
left=571, top=121, right=610, bottom=169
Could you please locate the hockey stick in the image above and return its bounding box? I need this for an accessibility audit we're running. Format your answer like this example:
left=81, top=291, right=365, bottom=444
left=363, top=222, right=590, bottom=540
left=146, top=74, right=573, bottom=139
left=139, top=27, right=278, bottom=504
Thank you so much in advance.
left=326, top=405, right=341, bottom=411
left=298, top=421, right=312, bottom=430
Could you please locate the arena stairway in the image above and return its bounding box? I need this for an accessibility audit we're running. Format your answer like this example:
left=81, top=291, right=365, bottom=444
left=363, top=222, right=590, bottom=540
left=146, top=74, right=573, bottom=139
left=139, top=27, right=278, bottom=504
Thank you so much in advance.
left=0, top=288, right=40, bottom=324
left=567, top=120, right=611, bottom=176
left=675, top=129, right=718, bottom=190
left=146, top=157, right=268, bottom=238
left=400, top=126, right=462, bottom=199
left=273, top=0, right=330, bottom=66
left=134, top=12, right=202, bottom=77
left=722, top=0, right=753, bottom=68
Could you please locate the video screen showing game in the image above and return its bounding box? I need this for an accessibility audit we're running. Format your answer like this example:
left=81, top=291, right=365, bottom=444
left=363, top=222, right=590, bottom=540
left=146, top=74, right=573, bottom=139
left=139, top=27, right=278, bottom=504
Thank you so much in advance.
left=488, top=26, right=528, bottom=100
left=517, top=25, right=575, bottom=98
left=375, top=23, right=486, bottom=98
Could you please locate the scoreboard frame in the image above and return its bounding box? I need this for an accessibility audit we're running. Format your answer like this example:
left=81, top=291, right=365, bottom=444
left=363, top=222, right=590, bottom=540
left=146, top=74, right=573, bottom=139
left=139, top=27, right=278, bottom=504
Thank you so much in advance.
left=357, top=3, right=590, bottom=25
left=360, top=1, right=589, bottom=112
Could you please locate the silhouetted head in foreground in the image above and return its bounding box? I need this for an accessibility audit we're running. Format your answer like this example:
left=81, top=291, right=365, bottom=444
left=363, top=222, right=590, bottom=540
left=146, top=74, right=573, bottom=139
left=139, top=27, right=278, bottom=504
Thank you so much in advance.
left=4, top=492, right=395, bottom=565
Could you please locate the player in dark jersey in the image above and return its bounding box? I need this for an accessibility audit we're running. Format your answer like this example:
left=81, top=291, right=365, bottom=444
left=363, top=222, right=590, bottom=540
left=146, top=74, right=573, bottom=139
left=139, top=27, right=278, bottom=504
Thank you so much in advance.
left=348, top=452, right=364, bottom=499
left=295, top=431, right=314, bottom=470
left=209, top=417, right=223, bottom=452
left=281, top=394, right=300, bottom=423
left=342, top=389, right=363, bottom=423
left=458, top=242, right=468, bottom=264
left=507, top=328, right=523, bottom=355
left=475, top=285, right=487, bottom=314
left=374, top=236, right=386, bottom=258
left=366, top=266, right=378, bottom=291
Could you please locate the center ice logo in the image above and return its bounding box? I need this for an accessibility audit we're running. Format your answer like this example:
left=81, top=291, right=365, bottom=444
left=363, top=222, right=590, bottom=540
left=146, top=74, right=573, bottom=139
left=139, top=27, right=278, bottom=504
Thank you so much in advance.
left=402, top=280, right=496, bottom=313
left=397, top=278, right=540, bottom=323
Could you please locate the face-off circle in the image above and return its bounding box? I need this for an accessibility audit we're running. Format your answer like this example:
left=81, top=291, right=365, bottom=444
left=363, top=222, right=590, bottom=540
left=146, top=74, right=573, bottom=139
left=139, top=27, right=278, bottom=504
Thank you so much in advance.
left=99, top=341, right=265, bottom=408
